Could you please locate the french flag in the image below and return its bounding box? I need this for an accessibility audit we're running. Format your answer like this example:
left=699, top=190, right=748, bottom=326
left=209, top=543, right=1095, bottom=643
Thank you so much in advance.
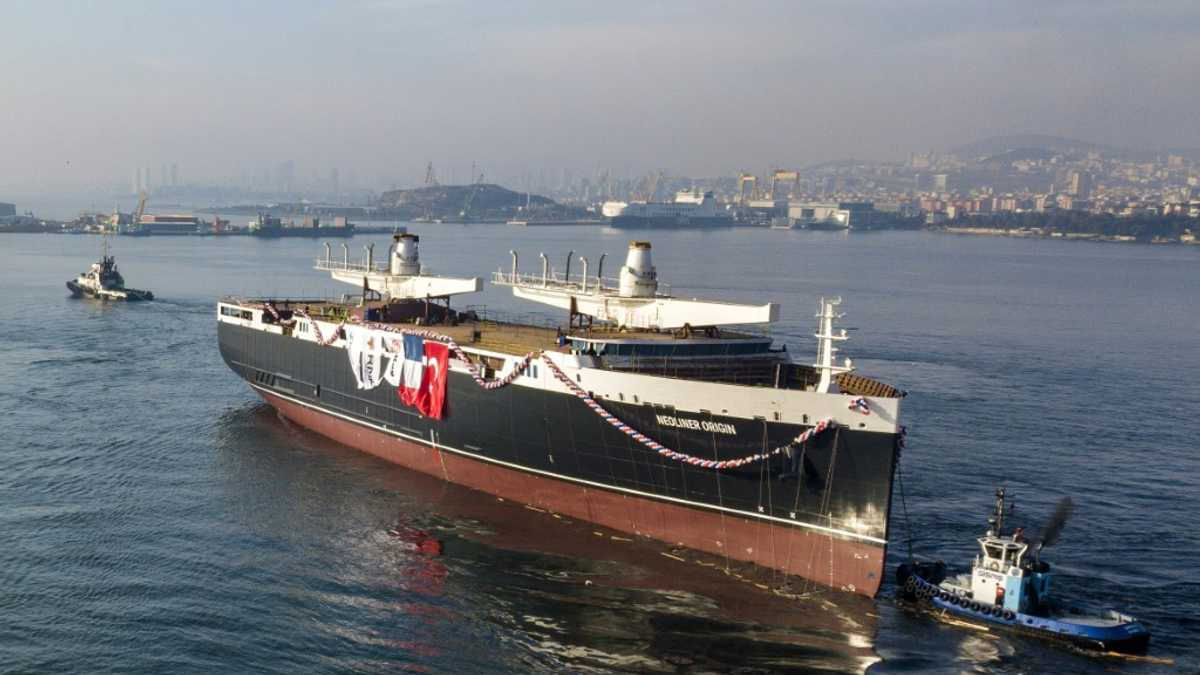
left=397, top=335, right=449, bottom=419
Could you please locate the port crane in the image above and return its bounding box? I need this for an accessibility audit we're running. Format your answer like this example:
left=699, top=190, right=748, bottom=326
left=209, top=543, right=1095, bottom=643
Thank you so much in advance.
left=634, top=170, right=664, bottom=201
left=460, top=172, right=485, bottom=220
left=133, top=190, right=148, bottom=224
left=737, top=173, right=758, bottom=205
left=110, top=190, right=147, bottom=235
left=770, top=170, right=800, bottom=200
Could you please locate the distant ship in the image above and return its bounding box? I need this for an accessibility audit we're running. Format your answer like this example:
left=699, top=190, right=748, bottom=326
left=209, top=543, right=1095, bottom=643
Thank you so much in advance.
left=66, top=235, right=153, bottom=301
left=249, top=213, right=354, bottom=238
left=604, top=189, right=735, bottom=228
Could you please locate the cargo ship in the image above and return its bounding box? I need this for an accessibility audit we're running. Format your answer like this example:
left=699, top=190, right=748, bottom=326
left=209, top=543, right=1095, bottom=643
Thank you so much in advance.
left=249, top=213, right=355, bottom=238
left=604, top=189, right=735, bottom=228
left=216, top=235, right=905, bottom=596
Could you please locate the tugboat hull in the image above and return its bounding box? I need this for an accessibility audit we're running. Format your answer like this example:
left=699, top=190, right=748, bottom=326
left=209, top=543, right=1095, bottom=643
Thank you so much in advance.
left=897, top=563, right=1151, bottom=654
left=66, top=280, right=153, bottom=302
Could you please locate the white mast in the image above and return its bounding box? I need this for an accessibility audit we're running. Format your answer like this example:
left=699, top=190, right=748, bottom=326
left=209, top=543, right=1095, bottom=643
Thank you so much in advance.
left=814, top=297, right=853, bottom=393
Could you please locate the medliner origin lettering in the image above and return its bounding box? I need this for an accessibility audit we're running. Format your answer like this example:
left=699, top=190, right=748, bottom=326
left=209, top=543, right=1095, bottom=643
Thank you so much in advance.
left=655, top=414, right=738, bottom=436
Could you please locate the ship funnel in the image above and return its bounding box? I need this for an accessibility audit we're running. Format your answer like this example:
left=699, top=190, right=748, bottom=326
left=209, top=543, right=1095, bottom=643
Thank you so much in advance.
left=390, top=233, right=420, bottom=276
left=618, top=240, right=657, bottom=298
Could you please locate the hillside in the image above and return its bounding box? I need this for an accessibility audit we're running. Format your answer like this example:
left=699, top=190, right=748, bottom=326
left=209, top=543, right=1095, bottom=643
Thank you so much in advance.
left=949, top=134, right=1200, bottom=162
left=375, top=184, right=560, bottom=221
left=949, top=135, right=1118, bottom=160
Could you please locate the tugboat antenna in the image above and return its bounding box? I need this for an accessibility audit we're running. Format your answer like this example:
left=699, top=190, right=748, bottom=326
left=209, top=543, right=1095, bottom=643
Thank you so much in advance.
left=989, top=487, right=1013, bottom=536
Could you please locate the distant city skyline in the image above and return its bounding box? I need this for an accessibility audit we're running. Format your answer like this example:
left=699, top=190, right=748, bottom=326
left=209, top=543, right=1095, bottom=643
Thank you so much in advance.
left=4, top=1, right=1200, bottom=196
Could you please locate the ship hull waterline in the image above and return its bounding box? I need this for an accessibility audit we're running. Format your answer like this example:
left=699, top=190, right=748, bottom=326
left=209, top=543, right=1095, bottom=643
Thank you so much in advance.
left=249, top=384, right=888, bottom=597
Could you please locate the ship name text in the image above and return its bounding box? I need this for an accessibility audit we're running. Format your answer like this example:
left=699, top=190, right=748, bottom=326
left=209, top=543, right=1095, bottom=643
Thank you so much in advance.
left=655, top=414, right=738, bottom=436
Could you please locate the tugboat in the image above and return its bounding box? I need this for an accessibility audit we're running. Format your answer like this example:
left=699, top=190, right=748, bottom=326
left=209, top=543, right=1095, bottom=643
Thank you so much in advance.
left=897, top=489, right=1150, bottom=654
left=66, top=233, right=154, bottom=301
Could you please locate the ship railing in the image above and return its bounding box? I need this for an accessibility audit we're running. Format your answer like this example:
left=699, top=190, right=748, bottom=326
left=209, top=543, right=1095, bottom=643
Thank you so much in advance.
left=491, top=270, right=672, bottom=297
left=314, top=258, right=390, bottom=274
left=460, top=305, right=563, bottom=331
left=596, top=354, right=820, bottom=390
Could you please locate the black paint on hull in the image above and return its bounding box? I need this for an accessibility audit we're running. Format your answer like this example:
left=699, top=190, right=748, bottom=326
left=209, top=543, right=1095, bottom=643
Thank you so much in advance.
left=217, top=321, right=899, bottom=544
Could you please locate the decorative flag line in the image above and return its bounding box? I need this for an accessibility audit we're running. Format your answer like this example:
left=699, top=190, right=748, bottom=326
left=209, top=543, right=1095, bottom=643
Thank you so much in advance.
left=348, top=319, right=537, bottom=391
left=264, top=304, right=345, bottom=346
left=263, top=304, right=531, bottom=390
left=536, top=353, right=837, bottom=471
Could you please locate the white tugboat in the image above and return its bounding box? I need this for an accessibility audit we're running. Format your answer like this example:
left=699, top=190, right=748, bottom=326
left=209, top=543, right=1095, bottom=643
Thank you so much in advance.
left=898, top=488, right=1151, bottom=654
left=66, top=233, right=154, bottom=302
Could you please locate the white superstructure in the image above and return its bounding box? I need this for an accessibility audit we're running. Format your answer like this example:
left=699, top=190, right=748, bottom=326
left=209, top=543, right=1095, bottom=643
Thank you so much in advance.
left=493, top=241, right=777, bottom=330
left=316, top=232, right=482, bottom=300
left=605, top=189, right=729, bottom=222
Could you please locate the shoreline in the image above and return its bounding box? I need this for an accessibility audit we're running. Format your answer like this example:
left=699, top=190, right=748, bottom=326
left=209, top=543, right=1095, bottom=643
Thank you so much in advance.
left=5, top=222, right=1200, bottom=247
left=932, top=225, right=1199, bottom=245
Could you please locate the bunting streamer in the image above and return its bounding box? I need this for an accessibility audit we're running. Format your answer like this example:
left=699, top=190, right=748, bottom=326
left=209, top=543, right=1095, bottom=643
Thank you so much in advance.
left=261, top=303, right=842, bottom=471
left=264, top=304, right=345, bottom=346
left=536, top=353, right=837, bottom=470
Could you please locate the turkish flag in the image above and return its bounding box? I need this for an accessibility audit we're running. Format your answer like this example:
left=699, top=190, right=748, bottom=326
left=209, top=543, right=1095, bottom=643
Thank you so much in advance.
left=416, top=341, right=449, bottom=419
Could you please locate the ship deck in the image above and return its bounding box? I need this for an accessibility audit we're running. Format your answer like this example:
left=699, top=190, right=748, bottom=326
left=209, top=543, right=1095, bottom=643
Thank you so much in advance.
left=230, top=297, right=902, bottom=396
left=244, top=298, right=765, bottom=351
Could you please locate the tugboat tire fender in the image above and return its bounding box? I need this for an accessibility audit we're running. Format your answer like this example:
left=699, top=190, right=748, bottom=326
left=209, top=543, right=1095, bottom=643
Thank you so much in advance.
left=969, top=601, right=982, bottom=613
left=990, top=606, right=1003, bottom=618
left=904, top=577, right=917, bottom=593
left=1002, top=610, right=1015, bottom=621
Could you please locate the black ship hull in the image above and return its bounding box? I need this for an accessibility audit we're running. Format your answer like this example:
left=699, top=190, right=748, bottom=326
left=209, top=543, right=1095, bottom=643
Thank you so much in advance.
left=218, top=321, right=900, bottom=596
left=252, top=226, right=355, bottom=238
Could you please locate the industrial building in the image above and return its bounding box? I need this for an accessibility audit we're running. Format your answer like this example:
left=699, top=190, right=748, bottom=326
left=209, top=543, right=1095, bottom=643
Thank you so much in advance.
left=137, top=214, right=200, bottom=235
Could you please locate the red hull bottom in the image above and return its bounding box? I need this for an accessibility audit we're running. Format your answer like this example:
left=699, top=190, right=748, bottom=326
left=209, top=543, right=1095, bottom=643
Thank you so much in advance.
left=258, top=390, right=886, bottom=597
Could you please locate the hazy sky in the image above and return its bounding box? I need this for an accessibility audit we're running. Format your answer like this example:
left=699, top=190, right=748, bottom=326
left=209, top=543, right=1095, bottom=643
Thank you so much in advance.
left=3, top=0, right=1200, bottom=194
